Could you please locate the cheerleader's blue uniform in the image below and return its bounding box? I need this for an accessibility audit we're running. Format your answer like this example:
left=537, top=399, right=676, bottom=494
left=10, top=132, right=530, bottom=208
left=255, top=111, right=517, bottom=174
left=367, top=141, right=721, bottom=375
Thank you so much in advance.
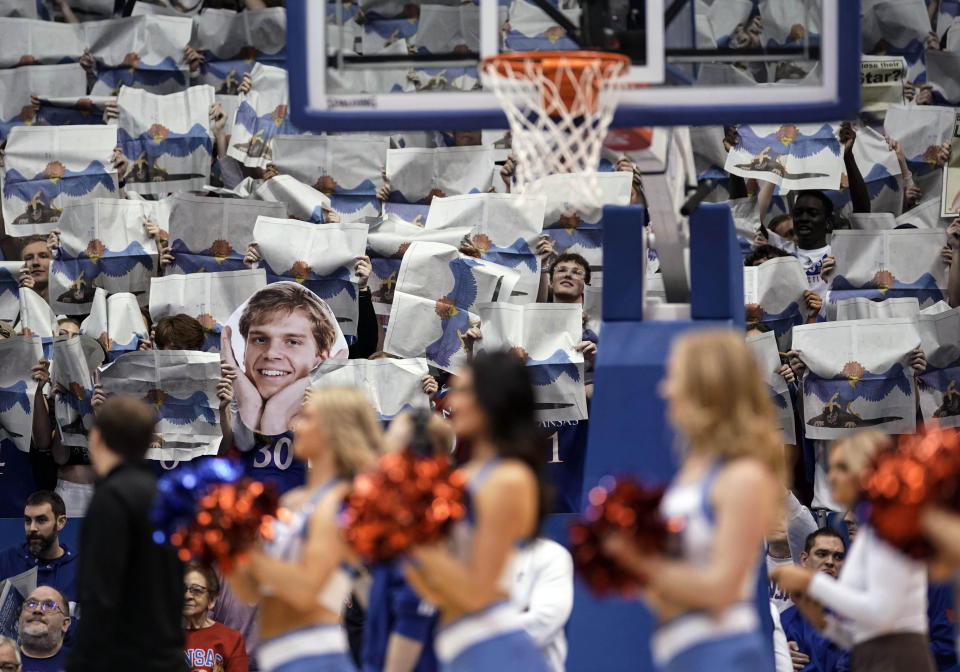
left=257, top=478, right=358, bottom=672
left=433, top=459, right=551, bottom=672
left=652, top=462, right=768, bottom=672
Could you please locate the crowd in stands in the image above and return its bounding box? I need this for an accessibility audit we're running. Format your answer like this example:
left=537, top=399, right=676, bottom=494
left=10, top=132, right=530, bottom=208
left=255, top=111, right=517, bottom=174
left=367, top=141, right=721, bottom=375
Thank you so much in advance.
left=0, top=1, right=958, bottom=672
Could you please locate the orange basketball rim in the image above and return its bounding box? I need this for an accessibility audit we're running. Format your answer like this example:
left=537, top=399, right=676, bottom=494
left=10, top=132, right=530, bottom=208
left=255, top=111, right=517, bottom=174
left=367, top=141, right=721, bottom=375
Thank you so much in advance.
left=482, top=51, right=632, bottom=118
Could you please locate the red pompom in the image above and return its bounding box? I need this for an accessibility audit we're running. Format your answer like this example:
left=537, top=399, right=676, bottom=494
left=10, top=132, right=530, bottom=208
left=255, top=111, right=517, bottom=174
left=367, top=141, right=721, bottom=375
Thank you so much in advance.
left=174, top=479, right=281, bottom=573
left=863, top=425, right=960, bottom=559
left=569, top=476, right=669, bottom=597
left=340, top=451, right=467, bottom=562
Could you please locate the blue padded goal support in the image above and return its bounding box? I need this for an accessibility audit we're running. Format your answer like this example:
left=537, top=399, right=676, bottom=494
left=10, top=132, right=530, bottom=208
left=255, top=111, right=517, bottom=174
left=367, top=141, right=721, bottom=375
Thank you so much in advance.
left=559, top=202, right=773, bottom=672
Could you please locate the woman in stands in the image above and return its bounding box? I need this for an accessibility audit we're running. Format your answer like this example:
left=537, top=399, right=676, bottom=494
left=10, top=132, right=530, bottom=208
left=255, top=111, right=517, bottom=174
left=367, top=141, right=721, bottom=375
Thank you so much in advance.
left=772, top=431, right=935, bottom=672
left=404, top=351, right=552, bottom=672
left=605, top=329, right=784, bottom=671
left=182, top=561, right=248, bottom=672
left=225, top=388, right=382, bottom=672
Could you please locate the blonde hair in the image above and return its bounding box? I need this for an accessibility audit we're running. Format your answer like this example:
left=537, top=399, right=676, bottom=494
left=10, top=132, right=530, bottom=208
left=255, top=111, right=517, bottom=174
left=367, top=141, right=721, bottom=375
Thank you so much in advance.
left=667, top=329, right=786, bottom=484
left=830, top=430, right=891, bottom=478
left=306, top=387, right=382, bottom=478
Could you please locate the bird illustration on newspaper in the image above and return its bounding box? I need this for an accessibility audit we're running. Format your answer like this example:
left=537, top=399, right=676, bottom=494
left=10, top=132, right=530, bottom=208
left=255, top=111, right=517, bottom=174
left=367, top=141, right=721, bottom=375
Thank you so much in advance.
left=231, top=102, right=298, bottom=160
left=829, top=269, right=943, bottom=307
left=144, top=389, right=218, bottom=426
left=462, top=234, right=538, bottom=273
left=52, top=240, right=154, bottom=297
left=426, top=256, right=483, bottom=368
left=918, top=370, right=960, bottom=420
left=542, top=210, right=603, bottom=259
left=745, top=302, right=804, bottom=341
left=117, top=123, right=212, bottom=184
left=0, top=380, right=31, bottom=439
left=4, top=161, right=115, bottom=225
left=732, top=124, right=840, bottom=180
left=804, top=361, right=912, bottom=429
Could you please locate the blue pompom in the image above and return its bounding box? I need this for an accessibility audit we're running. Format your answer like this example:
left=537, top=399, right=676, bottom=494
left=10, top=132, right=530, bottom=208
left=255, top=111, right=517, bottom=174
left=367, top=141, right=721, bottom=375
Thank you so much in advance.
left=150, top=457, right=244, bottom=546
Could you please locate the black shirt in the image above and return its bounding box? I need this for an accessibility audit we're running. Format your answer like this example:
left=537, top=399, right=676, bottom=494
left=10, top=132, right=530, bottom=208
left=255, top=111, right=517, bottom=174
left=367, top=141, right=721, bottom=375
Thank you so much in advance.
left=67, top=462, right=187, bottom=672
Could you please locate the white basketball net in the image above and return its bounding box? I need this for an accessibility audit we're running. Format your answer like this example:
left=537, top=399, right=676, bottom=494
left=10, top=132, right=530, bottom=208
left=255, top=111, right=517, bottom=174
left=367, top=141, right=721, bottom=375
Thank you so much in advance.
left=481, top=54, right=629, bottom=205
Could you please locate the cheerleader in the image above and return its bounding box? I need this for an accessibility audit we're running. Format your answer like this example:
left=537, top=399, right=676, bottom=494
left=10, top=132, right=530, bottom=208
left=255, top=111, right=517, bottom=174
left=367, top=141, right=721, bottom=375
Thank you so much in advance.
left=225, top=387, right=382, bottom=672
left=403, top=351, right=552, bottom=672
left=772, top=431, right=936, bottom=672
left=604, top=330, right=784, bottom=671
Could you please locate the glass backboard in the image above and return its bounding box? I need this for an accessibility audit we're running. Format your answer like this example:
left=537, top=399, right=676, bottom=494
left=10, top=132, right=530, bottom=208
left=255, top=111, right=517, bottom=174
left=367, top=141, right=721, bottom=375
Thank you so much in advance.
left=288, top=0, right=860, bottom=131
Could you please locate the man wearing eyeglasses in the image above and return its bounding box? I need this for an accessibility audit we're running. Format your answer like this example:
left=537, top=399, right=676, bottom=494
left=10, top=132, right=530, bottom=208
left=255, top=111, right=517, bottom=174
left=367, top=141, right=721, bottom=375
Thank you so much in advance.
left=0, top=635, right=22, bottom=672
left=541, top=252, right=598, bottom=515
left=16, top=586, right=70, bottom=672
left=543, top=252, right=598, bottom=363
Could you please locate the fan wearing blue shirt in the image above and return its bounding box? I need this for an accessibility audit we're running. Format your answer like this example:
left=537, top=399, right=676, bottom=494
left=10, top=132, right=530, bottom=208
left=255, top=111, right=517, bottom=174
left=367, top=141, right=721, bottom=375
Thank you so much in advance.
left=361, top=563, right=438, bottom=672
left=779, top=528, right=850, bottom=672
left=17, top=586, right=71, bottom=672
left=0, top=492, right=79, bottom=614
left=361, top=410, right=451, bottom=672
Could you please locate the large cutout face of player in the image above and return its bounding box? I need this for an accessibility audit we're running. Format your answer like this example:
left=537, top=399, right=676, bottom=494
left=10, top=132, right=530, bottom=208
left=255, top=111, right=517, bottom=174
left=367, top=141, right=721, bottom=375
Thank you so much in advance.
left=243, top=309, right=325, bottom=400
left=224, top=282, right=349, bottom=437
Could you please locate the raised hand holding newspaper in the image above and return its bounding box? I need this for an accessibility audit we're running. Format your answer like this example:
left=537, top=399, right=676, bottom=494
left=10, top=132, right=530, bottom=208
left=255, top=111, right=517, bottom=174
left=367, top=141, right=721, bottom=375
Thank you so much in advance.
left=117, top=85, right=215, bottom=195
left=272, top=134, right=388, bottom=219
left=0, top=335, right=43, bottom=453
left=0, top=64, right=87, bottom=143
left=167, top=194, right=284, bottom=274
left=80, top=289, right=148, bottom=361
left=49, top=200, right=160, bottom=316
left=98, top=350, right=222, bottom=461
left=828, top=230, right=949, bottom=309
left=84, top=14, right=192, bottom=95
left=148, top=268, right=267, bottom=353
left=228, top=63, right=302, bottom=169
left=916, top=306, right=960, bottom=428
left=746, top=330, right=797, bottom=445
left=1, top=125, right=118, bottom=233
left=366, top=214, right=471, bottom=316
left=476, top=302, right=587, bottom=422
left=383, top=241, right=519, bottom=371
left=744, top=256, right=809, bottom=349
left=252, top=217, right=368, bottom=337
left=424, top=192, right=547, bottom=304
left=385, top=146, right=494, bottom=203
left=793, top=318, right=921, bottom=440
left=538, top=172, right=632, bottom=273
left=53, top=334, right=104, bottom=448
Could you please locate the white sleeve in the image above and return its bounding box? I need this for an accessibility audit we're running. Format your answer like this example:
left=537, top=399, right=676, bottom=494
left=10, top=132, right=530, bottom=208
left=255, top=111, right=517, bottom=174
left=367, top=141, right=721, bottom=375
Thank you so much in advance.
left=806, top=529, right=913, bottom=632
left=514, top=543, right=574, bottom=648
left=770, top=603, right=794, bottom=672
left=785, top=491, right=819, bottom=564
left=821, top=613, right=855, bottom=650
left=229, top=404, right=256, bottom=452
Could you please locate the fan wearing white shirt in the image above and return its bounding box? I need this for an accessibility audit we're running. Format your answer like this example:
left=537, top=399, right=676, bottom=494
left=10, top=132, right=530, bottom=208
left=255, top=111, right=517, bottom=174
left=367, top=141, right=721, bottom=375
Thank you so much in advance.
left=509, top=538, right=574, bottom=672
left=792, top=125, right=868, bottom=299
left=792, top=192, right=836, bottom=300
left=772, top=430, right=935, bottom=672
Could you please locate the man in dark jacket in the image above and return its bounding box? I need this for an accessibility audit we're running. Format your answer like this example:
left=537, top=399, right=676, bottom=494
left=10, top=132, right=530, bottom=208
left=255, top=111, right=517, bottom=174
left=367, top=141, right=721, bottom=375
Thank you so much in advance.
left=66, top=396, right=186, bottom=672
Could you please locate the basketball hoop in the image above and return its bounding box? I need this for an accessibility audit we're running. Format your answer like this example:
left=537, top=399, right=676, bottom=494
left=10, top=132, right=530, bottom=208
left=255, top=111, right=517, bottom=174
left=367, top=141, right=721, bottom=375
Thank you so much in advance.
left=481, top=51, right=631, bottom=204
